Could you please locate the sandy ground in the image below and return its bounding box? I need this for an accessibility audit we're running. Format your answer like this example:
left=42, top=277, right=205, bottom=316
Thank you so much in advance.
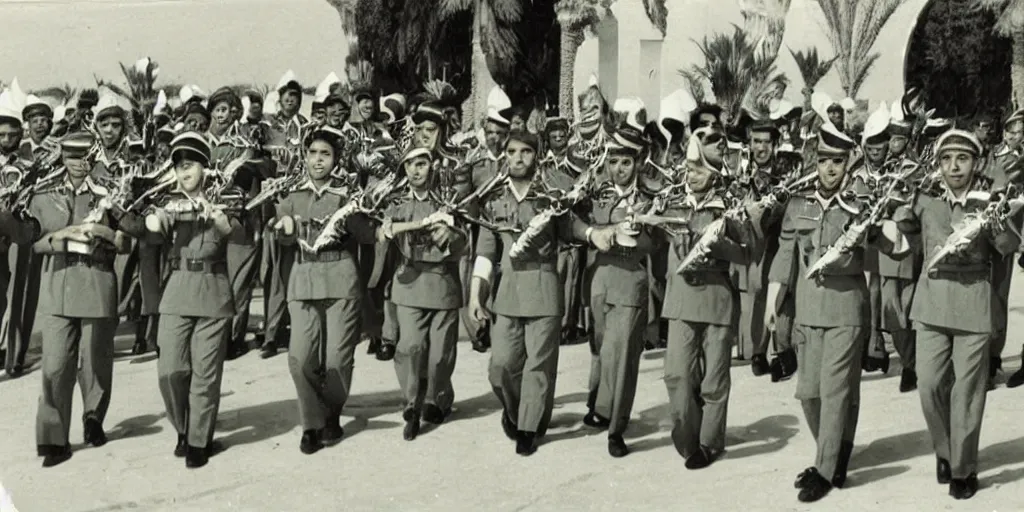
left=0, top=280, right=1023, bottom=512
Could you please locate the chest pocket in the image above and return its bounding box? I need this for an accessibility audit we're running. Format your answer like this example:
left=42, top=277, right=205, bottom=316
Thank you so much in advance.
left=489, top=200, right=517, bottom=227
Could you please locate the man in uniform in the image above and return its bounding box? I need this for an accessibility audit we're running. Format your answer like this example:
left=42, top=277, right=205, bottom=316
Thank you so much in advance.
left=766, top=123, right=907, bottom=503
left=894, top=129, right=1021, bottom=499
left=18, top=97, right=56, bottom=163
left=30, top=131, right=129, bottom=467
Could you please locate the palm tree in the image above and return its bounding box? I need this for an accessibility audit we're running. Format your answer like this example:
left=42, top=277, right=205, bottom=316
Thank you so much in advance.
left=555, top=0, right=611, bottom=120
left=977, top=0, right=1024, bottom=107
left=95, top=57, right=163, bottom=128
left=439, top=0, right=526, bottom=128
left=686, top=26, right=789, bottom=123
left=815, top=0, right=907, bottom=99
left=738, top=0, right=793, bottom=62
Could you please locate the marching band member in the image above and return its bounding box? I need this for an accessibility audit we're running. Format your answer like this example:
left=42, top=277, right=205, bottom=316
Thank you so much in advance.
left=580, top=123, right=658, bottom=458
left=765, top=123, right=908, bottom=502
left=468, top=130, right=607, bottom=456
left=91, top=94, right=131, bottom=179
left=378, top=146, right=469, bottom=440
left=893, top=130, right=1023, bottom=499
left=662, top=127, right=758, bottom=469
left=30, top=131, right=131, bottom=467
left=146, top=132, right=241, bottom=468
left=19, top=96, right=55, bottom=162
left=273, top=126, right=376, bottom=454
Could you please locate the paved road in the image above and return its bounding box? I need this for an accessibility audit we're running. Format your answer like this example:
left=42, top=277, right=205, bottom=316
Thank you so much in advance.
left=1, top=283, right=1023, bottom=511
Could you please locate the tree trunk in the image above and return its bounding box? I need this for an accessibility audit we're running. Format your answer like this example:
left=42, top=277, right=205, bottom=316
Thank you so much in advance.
left=460, top=2, right=499, bottom=130
left=558, top=27, right=585, bottom=122
left=1014, top=30, right=1024, bottom=110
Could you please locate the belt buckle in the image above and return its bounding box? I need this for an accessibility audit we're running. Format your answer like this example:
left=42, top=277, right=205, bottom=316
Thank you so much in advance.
left=682, top=271, right=704, bottom=286
left=185, top=259, right=204, bottom=272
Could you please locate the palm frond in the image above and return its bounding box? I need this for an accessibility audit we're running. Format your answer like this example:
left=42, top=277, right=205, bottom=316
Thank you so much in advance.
left=486, top=0, right=524, bottom=24
left=555, top=0, right=605, bottom=32
left=677, top=68, right=708, bottom=105
left=816, top=0, right=907, bottom=98
left=788, top=46, right=836, bottom=88
left=438, top=0, right=474, bottom=20
left=642, top=0, right=669, bottom=37
left=347, top=60, right=376, bottom=89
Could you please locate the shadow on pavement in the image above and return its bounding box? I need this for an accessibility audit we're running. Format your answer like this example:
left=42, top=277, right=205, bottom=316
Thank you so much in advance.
left=845, top=464, right=911, bottom=487
left=722, top=414, right=801, bottom=460
left=108, top=413, right=165, bottom=440
left=980, top=435, right=1024, bottom=476
left=215, top=399, right=297, bottom=448
left=851, top=429, right=931, bottom=469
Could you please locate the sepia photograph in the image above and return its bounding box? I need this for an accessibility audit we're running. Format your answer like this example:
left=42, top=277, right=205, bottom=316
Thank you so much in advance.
left=0, top=0, right=1022, bottom=510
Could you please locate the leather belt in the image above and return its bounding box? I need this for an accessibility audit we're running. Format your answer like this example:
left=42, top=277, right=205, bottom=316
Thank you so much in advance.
left=170, top=258, right=227, bottom=274
left=55, top=253, right=114, bottom=272
left=298, top=250, right=347, bottom=263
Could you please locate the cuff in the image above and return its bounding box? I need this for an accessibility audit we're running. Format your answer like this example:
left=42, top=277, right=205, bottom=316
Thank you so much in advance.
left=472, top=256, right=493, bottom=283
left=585, top=226, right=594, bottom=245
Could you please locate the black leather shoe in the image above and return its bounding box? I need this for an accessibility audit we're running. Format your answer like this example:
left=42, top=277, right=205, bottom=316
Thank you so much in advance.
left=422, top=404, right=450, bottom=425
left=832, top=441, right=854, bottom=488
left=684, top=445, right=715, bottom=470
left=948, top=474, right=978, bottom=500
left=990, top=356, right=1002, bottom=378
left=174, top=435, right=187, bottom=457
left=83, top=417, right=107, bottom=447
left=131, top=340, right=147, bottom=355
left=259, top=341, right=277, bottom=359
left=515, top=431, right=537, bottom=456
left=299, top=430, right=323, bottom=455
left=643, top=339, right=657, bottom=351
left=501, top=413, right=518, bottom=441
left=376, top=342, right=396, bottom=361
left=224, top=341, right=249, bottom=361
left=936, top=458, right=951, bottom=484
left=40, top=444, right=72, bottom=468
left=770, top=349, right=797, bottom=383
left=321, top=416, right=344, bottom=446
left=797, top=468, right=832, bottom=502
left=899, top=369, right=918, bottom=393
left=607, top=434, right=629, bottom=458
left=794, top=466, right=817, bottom=489
left=185, top=445, right=209, bottom=468
left=1008, top=368, right=1024, bottom=388
left=365, top=337, right=381, bottom=354
left=403, top=409, right=421, bottom=441
left=583, top=410, right=611, bottom=429
left=751, top=354, right=770, bottom=376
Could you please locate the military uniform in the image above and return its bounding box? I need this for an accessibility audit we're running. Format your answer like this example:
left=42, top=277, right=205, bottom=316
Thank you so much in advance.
left=580, top=180, right=655, bottom=454
left=982, top=142, right=1017, bottom=372
left=769, top=186, right=907, bottom=498
left=30, top=173, right=126, bottom=464
left=381, top=189, right=469, bottom=436
left=894, top=168, right=1018, bottom=495
left=474, top=175, right=588, bottom=450
left=662, top=193, right=755, bottom=465
left=275, top=178, right=377, bottom=448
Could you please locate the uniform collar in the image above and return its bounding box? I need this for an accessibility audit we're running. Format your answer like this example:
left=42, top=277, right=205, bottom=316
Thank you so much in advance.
left=63, top=174, right=105, bottom=196
left=811, top=189, right=859, bottom=215
left=507, top=179, right=532, bottom=203
left=995, top=143, right=1019, bottom=158
left=96, top=139, right=126, bottom=166
left=613, top=179, right=637, bottom=198
left=683, top=191, right=725, bottom=210
left=299, top=178, right=345, bottom=198
left=407, top=188, right=430, bottom=201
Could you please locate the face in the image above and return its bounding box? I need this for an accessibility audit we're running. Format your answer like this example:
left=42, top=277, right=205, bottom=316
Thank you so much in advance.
left=484, top=121, right=509, bottom=154
left=27, top=114, right=52, bottom=141
left=1003, top=121, right=1023, bottom=151
left=96, top=116, right=125, bottom=148
left=975, top=122, right=992, bottom=144
left=312, top=108, right=327, bottom=124
left=696, top=113, right=718, bottom=129
left=889, top=134, right=909, bottom=155
left=210, top=102, right=232, bottom=130
left=184, top=113, right=209, bottom=133
left=248, top=100, right=263, bottom=119
left=155, top=142, right=171, bottom=163
left=547, top=129, right=568, bottom=152
left=605, top=151, right=637, bottom=187
left=280, top=91, right=301, bottom=115
left=700, top=131, right=726, bottom=167
left=686, top=162, right=715, bottom=193
left=828, top=110, right=845, bottom=128
left=816, top=154, right=848, bottom=192
left=510, top=115, right=526, bottom=133
left=505, top=139, right=536, bottom=179
left=749, top=131, right=775, bottom=164
left=578, top=92, right=603, bottom=135
left=230, top=104, right=242, bottom=122
left=938, top=149, right=977, bottom=192
left=357, top=98, right=375, bottom=120
left=403, top=155, right=432, bottom=189
left=415, top=120, right=440, bottom=150
left=326, top=103, right=349, bottom=127
left=304, top=140, right=336, bottom=181
left=174, top=157, right=204, bottom=193
left=63, top=153, right=91, bottom=178
left=0, top=124, right=21, bottom=153
left=864, top=141, right=888, bottom=165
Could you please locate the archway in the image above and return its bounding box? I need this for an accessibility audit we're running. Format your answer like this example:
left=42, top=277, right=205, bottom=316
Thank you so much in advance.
left=903, top=0, right=1012, bottom=122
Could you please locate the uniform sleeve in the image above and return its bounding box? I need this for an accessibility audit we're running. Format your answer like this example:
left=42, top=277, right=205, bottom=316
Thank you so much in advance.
left=556, top=211, right=590, bottom=245
left=990, top=208, right=1024, bottom=256
left=893, top=196, right=921, bottom=235
left=344, top=213, right=378, bottom=245
left=767, top=202, right=798, bottom=285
